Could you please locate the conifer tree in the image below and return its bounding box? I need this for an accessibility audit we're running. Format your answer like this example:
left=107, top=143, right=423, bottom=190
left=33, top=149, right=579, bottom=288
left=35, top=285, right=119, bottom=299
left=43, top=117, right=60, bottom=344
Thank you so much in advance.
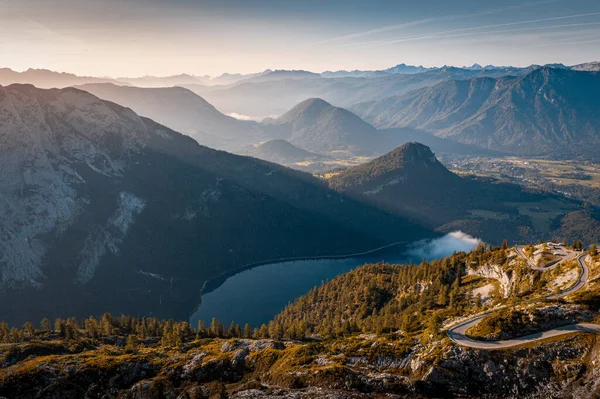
left=40, top=318, right=51, bottom=332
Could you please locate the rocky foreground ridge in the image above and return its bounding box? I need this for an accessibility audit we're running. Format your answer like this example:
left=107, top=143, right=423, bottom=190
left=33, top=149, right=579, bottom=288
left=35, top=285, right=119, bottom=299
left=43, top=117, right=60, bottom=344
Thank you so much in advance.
left=2, top=244, right=600, bottom=398
left=0, top=333, right=598, bottom=398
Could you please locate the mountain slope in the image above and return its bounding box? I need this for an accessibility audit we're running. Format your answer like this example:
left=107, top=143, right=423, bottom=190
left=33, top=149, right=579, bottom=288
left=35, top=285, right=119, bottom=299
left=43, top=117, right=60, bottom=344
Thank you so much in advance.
left=379, top=127, right=505, bottom=157
left=243, top=139, right=324, bottom=164
left=0, top=84, right=433, bottom=325
left=76, top=83, right=266, bottom=152
left=267, top=98, right=382, bottom=155
left=329, top=143, right=468, bottom=223
left=352, top=68, right=600, bottom=156
left=327, top=143, right=571, bottom=241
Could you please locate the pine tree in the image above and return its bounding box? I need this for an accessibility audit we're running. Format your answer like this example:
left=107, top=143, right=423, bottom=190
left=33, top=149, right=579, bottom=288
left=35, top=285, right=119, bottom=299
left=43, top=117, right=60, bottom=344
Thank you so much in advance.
left=23, top=321, right=35, bottom=337
left=40, top=318, right=51, bottom=332
left=55, top=318, right=66, bottom=337
left=258, top=324, right=269, bottom=338
left=196, top=320, right=207, bottom=337
left=100, top=313, right=114, bottom=335
left=244, top=323, right=252, bottom=338
left=228, top=321, right=238, bottom=338
left=125, top=334, right=138, bottom=353
left=209, top=318, right=223, bottom=337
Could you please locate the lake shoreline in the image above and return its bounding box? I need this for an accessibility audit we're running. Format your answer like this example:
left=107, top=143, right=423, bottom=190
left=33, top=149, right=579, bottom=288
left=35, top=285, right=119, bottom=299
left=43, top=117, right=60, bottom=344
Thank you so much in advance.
left=191, top=241, right=410, bottom=318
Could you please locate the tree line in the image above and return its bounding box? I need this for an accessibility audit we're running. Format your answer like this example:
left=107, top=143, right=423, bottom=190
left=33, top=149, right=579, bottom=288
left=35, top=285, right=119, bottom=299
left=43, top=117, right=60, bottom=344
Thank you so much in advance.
left=0, top=313, right=279, bottom=349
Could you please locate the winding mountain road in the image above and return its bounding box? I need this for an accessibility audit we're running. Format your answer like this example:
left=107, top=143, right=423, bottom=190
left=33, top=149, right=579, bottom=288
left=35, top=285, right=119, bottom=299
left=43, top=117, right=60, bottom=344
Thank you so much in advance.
left=448, top=248, right=598, bottom=349
left=515, top=245, right=577, bottom=271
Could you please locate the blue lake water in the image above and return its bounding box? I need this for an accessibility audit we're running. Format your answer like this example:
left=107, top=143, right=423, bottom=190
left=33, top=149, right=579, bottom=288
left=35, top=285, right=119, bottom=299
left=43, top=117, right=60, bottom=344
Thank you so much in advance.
left=190, top=232, right=480, bottom=328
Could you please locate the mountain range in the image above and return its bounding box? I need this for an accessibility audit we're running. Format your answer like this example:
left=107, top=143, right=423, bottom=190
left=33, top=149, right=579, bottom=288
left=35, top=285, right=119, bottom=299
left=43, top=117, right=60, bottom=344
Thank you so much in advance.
left=321, top=63, right=431, bottom=78
left=69, top=84, right=519, bottom=160
left=0, top=68, right=121, bottom=88
left=186, top=65, right=548, bottom=118
left=351, top=67, right=600, bottom=157
left=0, top=83, right=433, bottom=325
left=72, top=85, right=389, bottom=157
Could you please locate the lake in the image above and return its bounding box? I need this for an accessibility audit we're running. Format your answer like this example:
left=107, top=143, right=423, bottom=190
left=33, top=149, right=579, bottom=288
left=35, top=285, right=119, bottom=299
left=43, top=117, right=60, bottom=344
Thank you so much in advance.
left=190, top=232, right=480, bottom=328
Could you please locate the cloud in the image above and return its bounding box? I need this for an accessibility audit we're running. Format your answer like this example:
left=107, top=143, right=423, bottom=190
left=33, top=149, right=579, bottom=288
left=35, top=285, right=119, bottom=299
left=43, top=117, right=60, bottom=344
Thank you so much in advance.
left=408, top=231, right=481, bottom=260
left=355, top=12, right=600, bottom=48
left=305, top=17, right=439, bottom=47
left=227, top=112, right=278, bottom=121
left=306, top=0, right=562, bottom=47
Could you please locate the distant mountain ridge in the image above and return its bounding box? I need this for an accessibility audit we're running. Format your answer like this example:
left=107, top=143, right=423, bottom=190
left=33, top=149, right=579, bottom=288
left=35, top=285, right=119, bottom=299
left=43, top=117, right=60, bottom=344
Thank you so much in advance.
left=571, top=62, right=600, bottom=72
left=116, top=73, right=209, bottom=87
left=77, top=84, right=497, bottom=161
left=76, top=83, right=266, bottom=152
left=352, top=67, right=600, bottom=157
left=0, top=67, right=121, bottom=88
left=188, top=65, right=549, bottom=118
left=241, top=70, right=320, bottom=83
left=321, top=63, right=431, bottom=78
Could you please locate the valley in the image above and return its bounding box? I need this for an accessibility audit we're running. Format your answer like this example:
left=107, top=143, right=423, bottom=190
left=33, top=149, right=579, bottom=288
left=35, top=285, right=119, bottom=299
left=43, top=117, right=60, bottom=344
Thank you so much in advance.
left=449, top=155, right=600, bottom=206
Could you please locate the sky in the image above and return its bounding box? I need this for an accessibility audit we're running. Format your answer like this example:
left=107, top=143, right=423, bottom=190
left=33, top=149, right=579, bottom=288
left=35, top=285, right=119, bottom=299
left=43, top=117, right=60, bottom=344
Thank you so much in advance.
left=1, top=0, right=599, bottom=77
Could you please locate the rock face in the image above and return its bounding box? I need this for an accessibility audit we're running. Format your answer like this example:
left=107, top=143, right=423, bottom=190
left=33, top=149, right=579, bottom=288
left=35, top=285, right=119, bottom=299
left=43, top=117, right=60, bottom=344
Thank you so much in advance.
left=468, top=263, right=514, bottom=298
left=0, top=84, right=432, bottom=325
left=0, top=84, right=151, bottom=288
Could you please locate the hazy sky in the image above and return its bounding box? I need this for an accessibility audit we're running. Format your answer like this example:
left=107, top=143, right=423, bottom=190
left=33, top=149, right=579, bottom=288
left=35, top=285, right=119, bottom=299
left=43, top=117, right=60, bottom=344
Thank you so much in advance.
left=1, top=0, right=599, bottom=77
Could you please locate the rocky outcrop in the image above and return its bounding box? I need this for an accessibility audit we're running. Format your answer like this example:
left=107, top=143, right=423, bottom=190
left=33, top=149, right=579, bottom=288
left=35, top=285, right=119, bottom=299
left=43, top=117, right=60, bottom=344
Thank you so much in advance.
left=2, top=334, right=600, bottom=398
left=468, top=263, right=514, bottom=297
